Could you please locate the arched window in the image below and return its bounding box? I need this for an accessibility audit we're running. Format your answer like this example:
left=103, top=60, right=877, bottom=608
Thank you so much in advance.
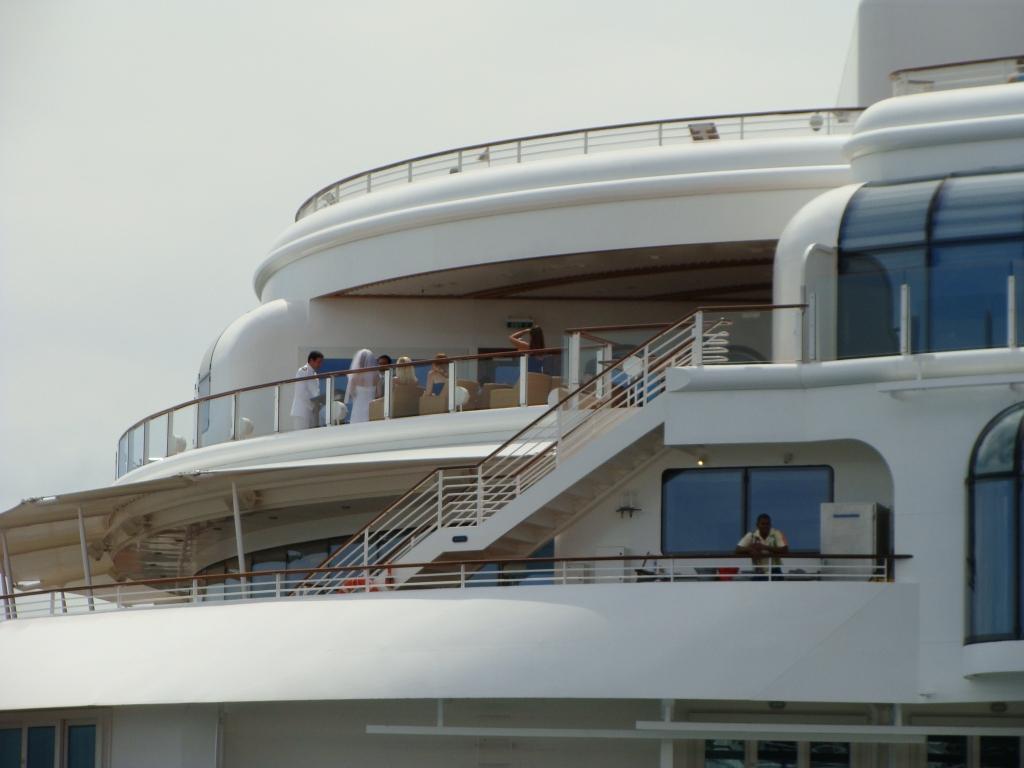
left=967, top=402, right=1024, bottom=643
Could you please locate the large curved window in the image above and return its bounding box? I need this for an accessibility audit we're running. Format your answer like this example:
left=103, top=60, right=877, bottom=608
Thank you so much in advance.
left=839, top=171, right=1024, bottom=359
left=967, top=402, right=1024, bottom=644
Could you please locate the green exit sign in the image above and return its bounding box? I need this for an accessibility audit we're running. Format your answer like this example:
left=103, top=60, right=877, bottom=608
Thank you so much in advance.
left=506, top=319, right=534, bottom=329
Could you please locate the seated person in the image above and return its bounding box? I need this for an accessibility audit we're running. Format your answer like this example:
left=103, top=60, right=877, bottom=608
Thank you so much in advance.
left=736, top=514, right=788, bottom=577
left=394, top=356, right=418, bottom=386
left=509, top=326, right=548, bottom=373
left=424, top=353, right=450, bottom=396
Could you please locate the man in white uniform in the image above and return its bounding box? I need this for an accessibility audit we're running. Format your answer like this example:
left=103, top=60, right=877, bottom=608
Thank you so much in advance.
left=290, top=351, right=324, bottom=430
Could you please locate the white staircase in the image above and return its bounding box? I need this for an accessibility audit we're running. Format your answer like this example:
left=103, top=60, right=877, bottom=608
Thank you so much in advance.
left=295, top=308, right=728, bottom=594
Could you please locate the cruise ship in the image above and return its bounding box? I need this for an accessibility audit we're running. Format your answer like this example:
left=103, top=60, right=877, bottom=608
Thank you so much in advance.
left=3, top=2, right=1024, bottom=766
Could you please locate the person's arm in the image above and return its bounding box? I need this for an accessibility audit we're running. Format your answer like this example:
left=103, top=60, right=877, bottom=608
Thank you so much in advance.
left=735, top=533, right=754, bottom=555
left=508, top=329, right=530, bottom=352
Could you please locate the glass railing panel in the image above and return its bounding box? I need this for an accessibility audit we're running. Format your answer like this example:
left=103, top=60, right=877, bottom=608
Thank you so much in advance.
left=198, top=394, right=233, bottom=448
left=277, top=382, right=298, bottom=433
left=117, top=434, right=129, bottom=477
left=168, top=403, right=197, bottom=456
left=146, top=414, right=168, bottom=462
left=236, top=386, right=278, bottom=440
left=699, top=310, right=776, bottom=364
left=127, top=423, right=145, bottom=473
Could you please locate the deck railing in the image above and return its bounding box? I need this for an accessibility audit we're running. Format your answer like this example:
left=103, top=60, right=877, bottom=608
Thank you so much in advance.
left=293, top=305, right=805, bottom=594
left=116, top=346, right=564, bottom=479
left=0, top=553, right=905, bottom=621
left=295, top=108, right=864, bottom=221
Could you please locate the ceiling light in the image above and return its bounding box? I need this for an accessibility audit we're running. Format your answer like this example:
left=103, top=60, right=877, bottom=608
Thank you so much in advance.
left=649, top=254, right=661, bottom=261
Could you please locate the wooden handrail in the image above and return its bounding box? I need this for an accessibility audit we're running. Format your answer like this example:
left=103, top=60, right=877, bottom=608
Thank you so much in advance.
left=6, top=553, right=911, bottom=601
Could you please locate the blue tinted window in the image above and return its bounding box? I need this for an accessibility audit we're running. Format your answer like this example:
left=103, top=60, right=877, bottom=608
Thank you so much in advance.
left=837, top=249, right=926, bottom=358
left=973, top=405, right=1024, bottom=476
left=26, top=727, right=54, bottom=768
left=928, top=737, right=968, bottom=768
left=930, top=242, right=1023, bottom=351
left=706, top=740, right=746, bottom=768
left=840, top=180, right=939, bottom=251
left=0, top=729, right=21, bottom=768
left=932, top=172, right=1024, bottom=241
left=66, top=725, right=96, bottom=768
left=969, top=478, right=1017, bottom=640
left=748, top=467, right=832, bottom=552
left=662, top=469, right=744, bottom=554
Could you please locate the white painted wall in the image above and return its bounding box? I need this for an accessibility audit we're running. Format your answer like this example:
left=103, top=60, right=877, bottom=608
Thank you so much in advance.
left=111, top=704, right=218, bottom=768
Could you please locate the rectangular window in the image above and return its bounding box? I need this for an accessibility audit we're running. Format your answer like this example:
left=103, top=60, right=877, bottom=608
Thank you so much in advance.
left=706, top=740, right=746, bottom=768
left=66, top=725, right=96, bottom=768
left=749, top=467, right=833, bottom=552
left=0, top=729, right=21, bottom=768
left=928, top=736, right=968, bottom=768
left=758, top=741, right=797, bottom=768
left=663, top=469, right=744, bottom=554
left=980, top=737, right=1020, bottom=768
left=810, top=743, right=850, bottom=768
left=26, top=726, right=55, bottom=768
left=663, top=466, right=833, bottom=555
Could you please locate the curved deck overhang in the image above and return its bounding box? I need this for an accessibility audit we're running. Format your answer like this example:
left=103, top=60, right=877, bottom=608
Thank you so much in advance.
left=0, top=581, right=918, bottom=710
left=256, top=138, right=851, bottom=303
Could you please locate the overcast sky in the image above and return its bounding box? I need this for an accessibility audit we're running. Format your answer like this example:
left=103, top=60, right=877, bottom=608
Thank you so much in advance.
left=0, top=0, right=860, bottom=511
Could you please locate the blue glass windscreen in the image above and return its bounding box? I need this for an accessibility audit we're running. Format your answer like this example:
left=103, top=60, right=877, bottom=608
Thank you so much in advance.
left=662, top=467, right=832, bottom=554
left=838, top=172, right=1024, bottom=358
left=662, top=469, right=744, bottom=554
left=26, top=727, right=54, bottom=768
left=748, top=467, right=832, bottom=552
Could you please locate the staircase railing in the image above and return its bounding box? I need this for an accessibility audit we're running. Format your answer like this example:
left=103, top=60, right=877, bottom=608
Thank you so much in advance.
left=294, top=304, right=801, bottom=594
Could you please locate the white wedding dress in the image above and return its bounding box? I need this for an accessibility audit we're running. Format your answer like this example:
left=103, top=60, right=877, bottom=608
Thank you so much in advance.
left=347, top=385, right=376, bottom=424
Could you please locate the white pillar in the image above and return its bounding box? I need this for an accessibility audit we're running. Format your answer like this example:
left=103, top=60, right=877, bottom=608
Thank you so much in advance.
left=660, top=699, right=675, bottom=768
left=77, top=507, right=94, bottom=611
left=231, top=483, right=247, bottom=596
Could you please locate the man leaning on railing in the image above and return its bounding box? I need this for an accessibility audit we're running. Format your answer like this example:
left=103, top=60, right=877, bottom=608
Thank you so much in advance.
left=735, top=514, right=789, bottom=580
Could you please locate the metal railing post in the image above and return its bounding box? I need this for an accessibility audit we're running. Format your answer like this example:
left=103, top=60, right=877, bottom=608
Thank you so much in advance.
left=657, top=123, right=663, bottom=146
left=693, top=312, right=704, bottom=367
left=231, top=483, right=248, bottom=598
left=49, top=591, right=55, bottom=616
left=230, top=393, right=237, bottom=440
left=457, top=150, right=463, bottom=172
left=642, top=346, right=650, bottom=404
left=363, top=529, right=369, bottom=566
left=568, top=332, right=581, bottom=389
left=192, top=579, right=199, bottom=603
left=460, top=563, right=466, bottom=588
left=383, top=369, right=393, bottom=419
left=366, top=173, right=371, bottom=193
left=1009, top=275, right=1017, bottom=348
left=273, top=385, right=280, bottom=433
left=325, top=376, right=334, bottom=426
left=516, top=140, right=522, bottom=163
left=519, top=354, right=528, bottom=407
left=165, top=412, right=174, bottom=458
left=116, top=583, right=122, bottom=609
left=275, top=572, right=281, bottom=599
left=899, top=284, right=911, bottom=355
left=2, top=533, right=16, bottom=619
left=142, top=419, right=150, bottom=466
left=583, top=131, right=589, bottom=154
left=448, top=361, right=457, bottom=413
left=807, top=294, right=817, bottom=361
left=437, top=470, right=444, bottom=530
left=739, top=115, right=745, bottom=139
left=407, top=161, right=413, bottom=183
left=476, top=466, right=484, bottom=525
left=77, top=507, right=94, bottom=611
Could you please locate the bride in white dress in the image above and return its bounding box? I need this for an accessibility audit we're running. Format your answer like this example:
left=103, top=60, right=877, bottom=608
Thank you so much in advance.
left=345, top=348, right=381, bottom=424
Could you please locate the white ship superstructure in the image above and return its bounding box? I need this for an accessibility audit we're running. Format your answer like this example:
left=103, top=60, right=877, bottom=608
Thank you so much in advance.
left=3, top=3, right=1024, bottom=767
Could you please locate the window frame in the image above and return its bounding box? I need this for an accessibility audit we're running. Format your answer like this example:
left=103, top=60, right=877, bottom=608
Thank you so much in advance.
left=966, top=402, right=1024, bottom=645
left=661, top=465, right=835, bottom=556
